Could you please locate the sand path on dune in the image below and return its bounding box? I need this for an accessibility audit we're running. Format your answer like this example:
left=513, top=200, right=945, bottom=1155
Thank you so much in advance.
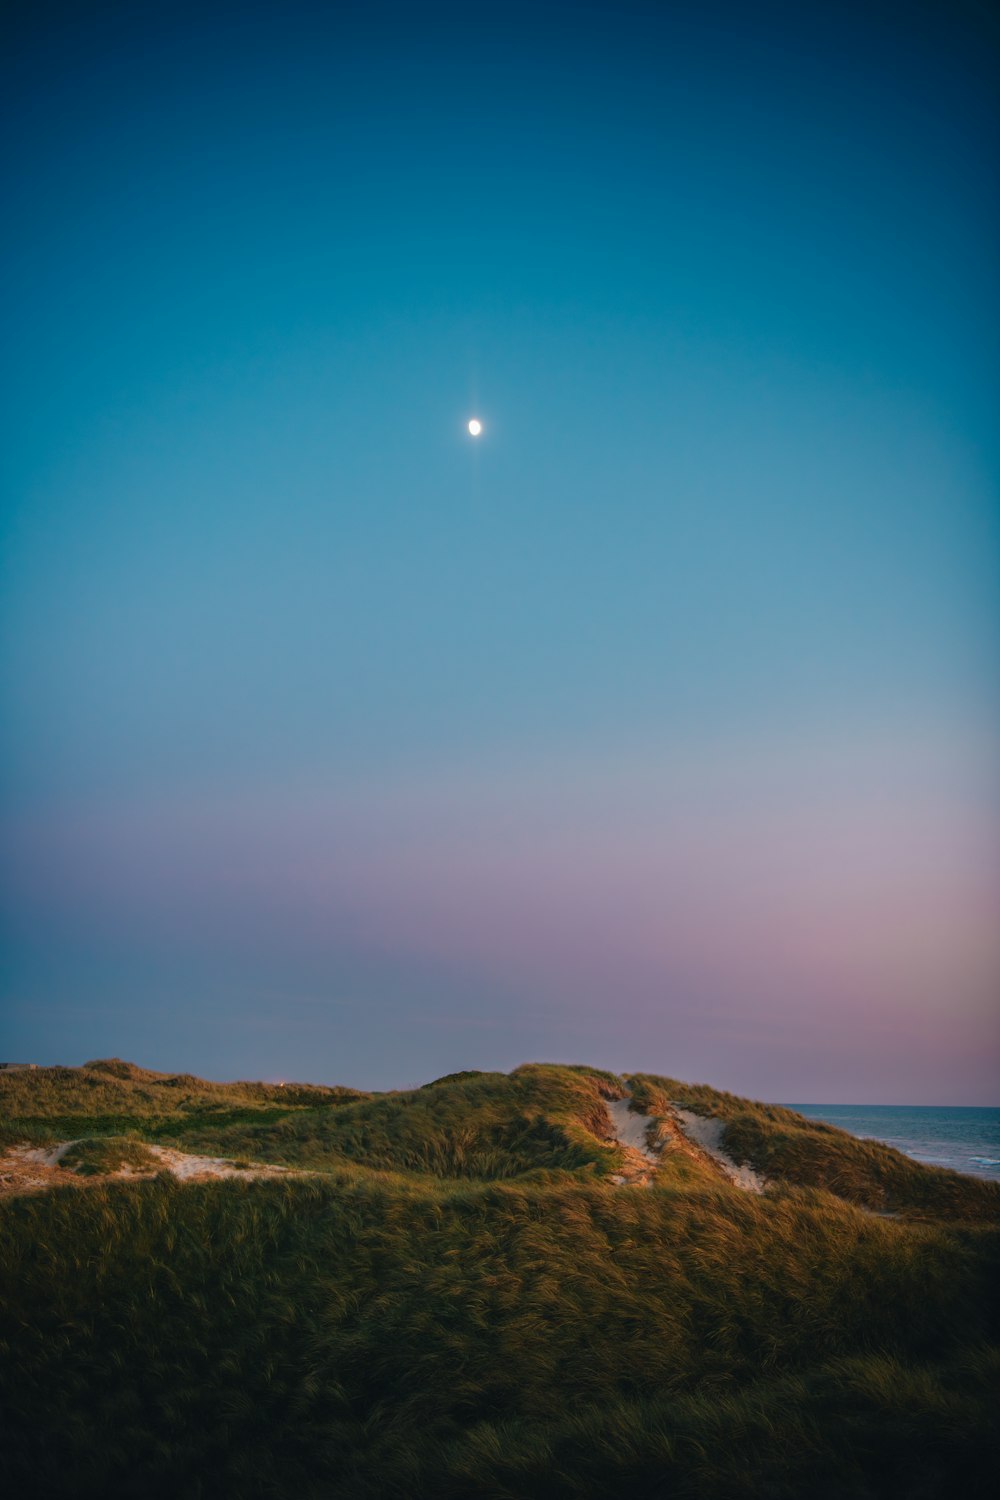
left=604, top=1088, right=767, bottom=1194
left=147, top=1146, right=291, bottom=1180
left=0, top=1141, right=293, bottom=1195
left=671, top=1108, right=766, bottom=1193
left=605, top=1093, right=660, bottom=1185
left=606, top=1097, right=658, bottom=1161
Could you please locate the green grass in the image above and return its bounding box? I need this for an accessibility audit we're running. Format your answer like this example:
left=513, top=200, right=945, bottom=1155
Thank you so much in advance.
left=0, top=1058, right=369, bottom=1149
left=1, top=1059, right=997, bottom=1496
left=158, top=1063, right=626, bottom=1178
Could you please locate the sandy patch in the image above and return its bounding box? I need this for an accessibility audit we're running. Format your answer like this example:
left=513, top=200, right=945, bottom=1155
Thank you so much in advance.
left=605, top=1095, right=661, bottom=1185
left=606, top=1098, right=658, bottom=1161
left=15, top=1140, right=80, bottom=1167
left=671, top=1108, right=766, bottom=1193
left=147, top=1146, right=290, bottom=1181
left=0, top=1141, right=292, bottom=1195
left=0, top=1145, right=65, bottom=1193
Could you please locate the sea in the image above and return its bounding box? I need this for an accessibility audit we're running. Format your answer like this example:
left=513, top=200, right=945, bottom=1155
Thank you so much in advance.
left=785, top=1104, right=1000, bottom=1182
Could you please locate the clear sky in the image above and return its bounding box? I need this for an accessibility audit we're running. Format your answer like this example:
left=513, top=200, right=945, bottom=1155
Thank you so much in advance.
left=2, top=0, right=998, bottom=1101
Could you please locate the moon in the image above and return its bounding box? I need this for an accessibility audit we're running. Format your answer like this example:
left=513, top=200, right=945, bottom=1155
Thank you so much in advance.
left=467, top=418, right=482, bottom=437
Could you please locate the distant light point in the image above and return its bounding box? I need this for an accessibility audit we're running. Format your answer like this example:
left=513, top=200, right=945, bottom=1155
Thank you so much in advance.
left=468, top=418, right=482, bottom=437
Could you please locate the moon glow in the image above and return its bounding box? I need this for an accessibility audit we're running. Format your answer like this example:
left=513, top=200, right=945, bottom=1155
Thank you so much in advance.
left=468, top=418, right=482, bottom=436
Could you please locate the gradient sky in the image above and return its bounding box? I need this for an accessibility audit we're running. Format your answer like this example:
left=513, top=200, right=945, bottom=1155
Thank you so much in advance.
left=2, top=0, right=998, bottom=1101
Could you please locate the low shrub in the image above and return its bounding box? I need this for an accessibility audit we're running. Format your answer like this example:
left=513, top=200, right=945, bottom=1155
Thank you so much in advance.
left=59, top=1137, right=160, bottom=1177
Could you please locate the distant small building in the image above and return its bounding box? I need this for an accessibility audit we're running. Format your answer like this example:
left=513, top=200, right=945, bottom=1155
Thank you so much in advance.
left=0, top=1063, right=39, bottom=1071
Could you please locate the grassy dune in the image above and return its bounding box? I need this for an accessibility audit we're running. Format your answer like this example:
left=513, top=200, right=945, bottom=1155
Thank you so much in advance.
left=0, top=1057, right=369, bottom=1150
left=151, top=1063, right=627, bottom=1178
left=1, top=1060, right=997, bottom=1496
left=629, top=1073, right=999, bottom=1220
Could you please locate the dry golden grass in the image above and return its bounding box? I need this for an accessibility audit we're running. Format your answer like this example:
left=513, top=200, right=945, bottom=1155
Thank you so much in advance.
left=2, top=1060, right=997, bottom=1496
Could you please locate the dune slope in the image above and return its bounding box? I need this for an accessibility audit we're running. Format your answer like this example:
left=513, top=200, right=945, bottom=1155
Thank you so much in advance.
left=1, top=1060, right=997, bottom=1498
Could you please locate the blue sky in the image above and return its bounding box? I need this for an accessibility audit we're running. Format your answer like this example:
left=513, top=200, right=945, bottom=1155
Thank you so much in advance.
left=2, top=0, right=998, bottom=1100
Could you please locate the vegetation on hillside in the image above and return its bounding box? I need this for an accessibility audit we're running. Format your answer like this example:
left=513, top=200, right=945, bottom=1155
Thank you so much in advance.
left=1, top=1059, right=997, bottom=1497
left=0, top=1057, right=369, bottom=1149
left=628, top=1072, right=1000, bottom=1221
left=154, top=1062, right=627, bottom=1178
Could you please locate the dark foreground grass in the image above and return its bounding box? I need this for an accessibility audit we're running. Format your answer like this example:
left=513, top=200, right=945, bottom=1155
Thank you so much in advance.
left=2, top=1061, right=998, bottom=1497
left=2, top=1171, right=999, bottom=1498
